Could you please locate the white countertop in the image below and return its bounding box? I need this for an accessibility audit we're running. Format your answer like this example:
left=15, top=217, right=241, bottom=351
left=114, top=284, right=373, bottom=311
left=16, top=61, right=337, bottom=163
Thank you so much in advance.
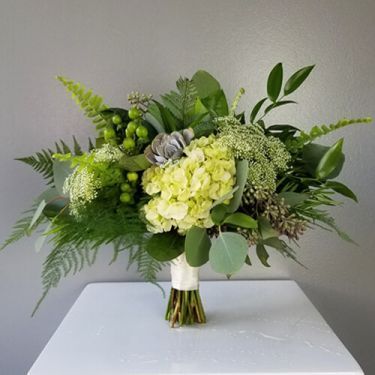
left=28, top=280, right=363, bottom=375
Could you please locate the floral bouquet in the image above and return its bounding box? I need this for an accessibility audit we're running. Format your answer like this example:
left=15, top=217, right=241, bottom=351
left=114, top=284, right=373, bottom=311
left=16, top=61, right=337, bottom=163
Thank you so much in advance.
left=2, top=64, right=371, bottom=327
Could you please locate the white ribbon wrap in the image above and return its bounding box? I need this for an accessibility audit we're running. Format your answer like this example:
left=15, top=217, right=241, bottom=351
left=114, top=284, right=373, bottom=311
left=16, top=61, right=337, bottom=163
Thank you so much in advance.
left=170, top=253, right=199, bottom=291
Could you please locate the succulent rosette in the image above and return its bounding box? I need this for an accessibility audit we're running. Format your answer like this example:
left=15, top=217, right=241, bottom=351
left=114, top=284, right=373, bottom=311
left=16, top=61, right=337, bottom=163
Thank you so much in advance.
left=1, top=65, right=372, bottom=326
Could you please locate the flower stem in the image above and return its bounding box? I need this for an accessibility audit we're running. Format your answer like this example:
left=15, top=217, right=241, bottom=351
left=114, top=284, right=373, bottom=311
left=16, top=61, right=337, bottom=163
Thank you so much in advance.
left=165, top=288, right=206, bottom=328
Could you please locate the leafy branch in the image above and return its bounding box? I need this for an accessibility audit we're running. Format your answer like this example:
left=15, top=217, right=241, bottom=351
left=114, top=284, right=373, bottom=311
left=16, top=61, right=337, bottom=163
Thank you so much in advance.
left=57, top=76, right=109, bottom=130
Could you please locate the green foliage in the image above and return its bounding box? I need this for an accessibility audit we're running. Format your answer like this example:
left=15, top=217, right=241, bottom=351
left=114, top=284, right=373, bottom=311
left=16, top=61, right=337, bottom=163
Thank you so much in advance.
left=161, top=77, right=198, bottom=126
left=145, top=232, right=184, bottom=261
left=316, top=138, right=344, bottom=179
left=185, top=227, right=211, bottom=267
left=223, top=213, right=257, bottom=229
left=267, top=63, right=283, bottom=102
left=57, top=76, right=108, bottom=130
left=16, top=138, right=87, bottom=186
left=256, top=243, right=270, bottom=267
left=1, top=203, right=48, bottom=251
left=209, top=232, right=248, bottom=275
left=288, top=117, right=372, bottom=150
left=32, top=204, right=150, bottom=314
left=284, top=65, right=315, bottom=95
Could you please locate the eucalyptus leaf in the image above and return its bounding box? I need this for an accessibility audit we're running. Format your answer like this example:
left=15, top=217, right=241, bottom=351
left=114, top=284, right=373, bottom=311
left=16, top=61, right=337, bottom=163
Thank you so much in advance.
left=120, top=154, right=151, bottom=172
left=145, top=232, right=184, bottom=261
left=223, top=213, right=257, bottom=229
left=250, top=98, right=267, bottom=124
left=53, top=160, right=72, bottom=196
left=316, top=138, right=344, bottom=179
left=325, top=181, right=358, bottom=202
left=185, top=227, right=211, bottom=267
left=284, top=65, right=315, bottom=96
left=227, top=159, right=248, bottom=213
left=209, top=232, right=248, bottom=275
left=256, top=243, right=270, bottom=267
left=267, top=63, right=283, bottom=102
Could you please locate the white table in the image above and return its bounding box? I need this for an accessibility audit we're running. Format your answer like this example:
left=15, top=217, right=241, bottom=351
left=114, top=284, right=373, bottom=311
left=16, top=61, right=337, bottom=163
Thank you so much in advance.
left=28, top=281, right=363, bottom=375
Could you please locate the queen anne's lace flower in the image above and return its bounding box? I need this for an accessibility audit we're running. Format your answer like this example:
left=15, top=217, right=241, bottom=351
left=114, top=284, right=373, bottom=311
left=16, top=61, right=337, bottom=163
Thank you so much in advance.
left=142, top=135, right=236, bottom=234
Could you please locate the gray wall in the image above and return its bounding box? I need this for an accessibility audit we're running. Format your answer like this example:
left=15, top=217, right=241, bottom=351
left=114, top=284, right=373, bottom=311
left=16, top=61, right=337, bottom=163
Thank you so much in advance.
left=0, top=0, right=374, bottom=373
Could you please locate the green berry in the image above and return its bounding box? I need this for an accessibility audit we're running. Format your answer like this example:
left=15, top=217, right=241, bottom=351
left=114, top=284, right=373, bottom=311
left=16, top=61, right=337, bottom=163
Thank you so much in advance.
left=104, top=128, right=116, bottom=140
left=123, top=137, right=135, bottom=149
left=136, top=125, right=148, bottom=138
left=120, top=183, right=132, bottom=192
left=112, top=114, right=122, bottom=125
left=128, top=107, right=142, bottom=120
left=120, top=192, right=132, bottom=203
left=127, top=172, right=138, bottom=182
left=126, top=121, right=138, bottom=136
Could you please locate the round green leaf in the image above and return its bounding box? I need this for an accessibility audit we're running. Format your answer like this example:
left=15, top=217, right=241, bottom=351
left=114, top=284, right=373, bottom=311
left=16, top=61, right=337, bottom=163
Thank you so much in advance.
left=209, top=232, right=248, bottom=275
left=185, top=227, right=211, bottom=267
left=145, top=232, right=184, bottom=261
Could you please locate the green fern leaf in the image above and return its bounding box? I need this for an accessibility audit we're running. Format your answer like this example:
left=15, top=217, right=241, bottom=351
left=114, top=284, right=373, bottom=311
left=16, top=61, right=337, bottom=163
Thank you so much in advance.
left=1, top=204, right=48, bottom=251
left=57, top=76, right=109, bottom=130
left=288, top=117, right=372, bottom=150
left=161, top=77, right=198, bottom=126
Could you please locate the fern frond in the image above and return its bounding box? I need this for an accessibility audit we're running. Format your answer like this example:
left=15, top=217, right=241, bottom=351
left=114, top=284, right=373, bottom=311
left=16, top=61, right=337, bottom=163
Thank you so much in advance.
left=1, top=203, right=48, bottom=251
left=16, top=138, right=88, bottom=184
left=57, top=76, right=109, bottom=130
left=32, top=244, right=98, bottom=316
left=16, top=149, right=55, bottom=185
left=161, top=77, right=198, bottom=126
left=288, top=117, right=372, bottom=150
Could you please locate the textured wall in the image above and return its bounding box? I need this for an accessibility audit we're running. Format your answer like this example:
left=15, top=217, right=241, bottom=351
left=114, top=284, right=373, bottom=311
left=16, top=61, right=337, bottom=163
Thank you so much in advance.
left=0, top=0, right=374, bottom=373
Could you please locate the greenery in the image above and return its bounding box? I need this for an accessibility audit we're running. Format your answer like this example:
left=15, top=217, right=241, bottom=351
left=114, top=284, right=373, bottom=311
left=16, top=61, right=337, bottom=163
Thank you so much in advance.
left=1, top=64, right=372, bottom=326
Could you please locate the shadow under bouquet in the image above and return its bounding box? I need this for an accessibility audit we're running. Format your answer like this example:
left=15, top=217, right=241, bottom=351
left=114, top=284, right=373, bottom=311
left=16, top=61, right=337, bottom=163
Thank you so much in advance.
left=2, top=64, right=372, bottom=327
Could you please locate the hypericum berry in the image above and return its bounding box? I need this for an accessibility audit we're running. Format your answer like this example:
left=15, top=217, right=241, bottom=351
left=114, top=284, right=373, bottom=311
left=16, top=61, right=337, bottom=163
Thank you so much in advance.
left=136, top=125, right=148, bottom=138
left=104, top=128, right=116, bottom=140
left=126, top=121, right=138, bottom=135
left=127, top=172, right=138, bottom=182
left=120, top=192, right=132, bottom=203
left=120, top=182, right=132, bottom=192
left=123, top=137, right=135, bottom=149
left=128, top=107, right=142, bottom=120
left=112, top=114, right=122, bottom=125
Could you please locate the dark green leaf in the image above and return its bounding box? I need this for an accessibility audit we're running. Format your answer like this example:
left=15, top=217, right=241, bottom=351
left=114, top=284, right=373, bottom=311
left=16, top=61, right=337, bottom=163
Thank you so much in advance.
left=227, top=160, right=249, bottom=213
left=325, top=181, right=358, bottom=202
left=302, top=143, right=345, bottom=179
left=250, top=98, right=267, bottom=124
left=120, top=154, right=151, bottom=171
left=256, top=243, right=270, bottom=267
left=209, top=232, right=248, bottom=275
left=263, top=237, right=284, bottom=250
left=278, top=192, right=309, bottom=206
left=267, top=63, right=283, bottom=102
left=316, top=138, right=344, bottom=179
left=245, top=255, right=252, bottom=266
left=265, top=100, right=296, bottom=114
left=223, top=213, right=257, bottom=229
left=211, top=204, right=228, bottom=225
left=145, top=232, right=184, bottom=261
left=201, top=89, right=229, bottom=116
left=191, top=70, right=221, bottom=98
left=185, top=227, right=211, bottom=267
left=258, top=216, right=278, bottom=239
left=284, top=65, right=315, bottom=96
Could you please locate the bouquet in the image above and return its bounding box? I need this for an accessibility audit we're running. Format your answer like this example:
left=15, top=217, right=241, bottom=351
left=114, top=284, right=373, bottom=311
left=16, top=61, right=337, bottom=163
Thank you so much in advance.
left=2, top=64, right=371, bottom=327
